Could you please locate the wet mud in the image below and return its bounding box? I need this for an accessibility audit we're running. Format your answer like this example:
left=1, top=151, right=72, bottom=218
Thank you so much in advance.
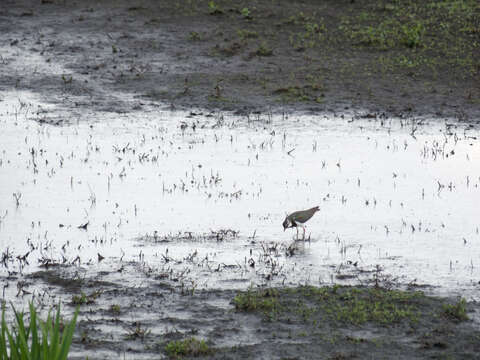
left=16, top=265, right=480, bottom=360
left=0, top=0, right=478, bottom=121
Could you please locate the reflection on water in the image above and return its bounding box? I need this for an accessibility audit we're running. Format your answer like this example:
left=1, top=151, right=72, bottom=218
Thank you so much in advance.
left=1, top=92, right=479, bottom=300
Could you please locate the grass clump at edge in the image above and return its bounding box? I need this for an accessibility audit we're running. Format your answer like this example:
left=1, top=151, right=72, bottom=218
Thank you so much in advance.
left=0, top=301, right=79, bottom=360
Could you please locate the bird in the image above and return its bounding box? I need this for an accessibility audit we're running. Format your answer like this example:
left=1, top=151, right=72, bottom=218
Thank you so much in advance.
left=282, top=206, right=320, bottom=239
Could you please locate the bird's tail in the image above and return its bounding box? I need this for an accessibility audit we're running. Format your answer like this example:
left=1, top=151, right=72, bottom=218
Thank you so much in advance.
left=312, top=206, right=320, bottom=212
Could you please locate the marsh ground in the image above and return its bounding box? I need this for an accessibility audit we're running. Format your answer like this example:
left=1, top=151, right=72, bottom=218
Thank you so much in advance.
left=1, top=0, right=480, bottom=359
left=25, top=268, right=480, bottom=359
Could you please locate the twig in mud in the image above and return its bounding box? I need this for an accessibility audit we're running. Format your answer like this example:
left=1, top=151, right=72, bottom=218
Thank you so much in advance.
left=77, top=221, right=89, bottom=230
left=1, top=247, right=13, bottom=268
left=410, top=119, right=418, bottom=139
left=13, top=192, right=22, bottom=207
left=0, top=210, right=7, bottom=226
left=124, top=322, right=151, bottom=341
left=71, top=255, right=81, bottom=266
left=161, top=248, right=173, bottom=263
left=87, top=184, right=96, bottom=208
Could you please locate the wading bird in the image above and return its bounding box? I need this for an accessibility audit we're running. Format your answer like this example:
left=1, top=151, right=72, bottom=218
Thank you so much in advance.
left=282, top=206, right=320, bottom=240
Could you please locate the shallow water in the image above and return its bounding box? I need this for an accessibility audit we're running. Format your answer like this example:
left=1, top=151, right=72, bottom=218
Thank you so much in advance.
left=1, top=91, right=480, bottom=303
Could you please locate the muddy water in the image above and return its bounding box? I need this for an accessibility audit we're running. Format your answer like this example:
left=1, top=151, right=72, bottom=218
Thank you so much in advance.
left=1, top=91, right=480, bottom=304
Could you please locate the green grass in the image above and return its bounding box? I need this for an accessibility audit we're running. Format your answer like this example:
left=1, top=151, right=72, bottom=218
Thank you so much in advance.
left=168, top=0, right=477, bottom=108
left=234, top=285, right=424, bottom=325
left=208, top=1, right=223, bottom=15
left=234, top=288, right=279, bottom=312
left=255, top=42, right=273, bottom=56
left=110, top=304, right=121, bottom=314
left=188, top=31, right=201, bottom=41
left=125, top=322, right=150, bottom=340
left=279, top=0, right=478, bottom=76
left=71, top=291, right=101, bottom=305
left=347, top=19, right=425, bottom=49
left=0, top=302, right=79, bottom=360
left=443, top=298, right=469, bottom=321
left=240, top=7, right=251, bottom=19
left=237, top=29, right=258, bottom=40
left=165, top=337, right=211, bottom=358
left=340, top=0, right=478, bottom=74
left=154, top=0, right=477, bottom=106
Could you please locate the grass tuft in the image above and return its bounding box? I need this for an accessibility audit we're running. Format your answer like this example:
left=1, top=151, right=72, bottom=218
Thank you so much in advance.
left=442, top=298, right=469, bottom=321
left=0, top=301, right=79, bottom=360
left=165, top=337, right=211, bottom=358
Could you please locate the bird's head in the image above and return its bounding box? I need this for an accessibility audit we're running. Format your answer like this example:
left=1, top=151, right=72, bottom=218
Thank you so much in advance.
left=282, top=218, right=290, bottom=231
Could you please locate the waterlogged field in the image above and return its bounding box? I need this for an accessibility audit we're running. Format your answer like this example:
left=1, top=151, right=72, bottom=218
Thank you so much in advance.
left=1, top=0, right=479, bottom=357
left=1, top=92, right=480, bottom=358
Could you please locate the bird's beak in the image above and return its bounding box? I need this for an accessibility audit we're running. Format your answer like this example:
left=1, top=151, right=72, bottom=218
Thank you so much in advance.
left=283, top=228, right=286, bottom=231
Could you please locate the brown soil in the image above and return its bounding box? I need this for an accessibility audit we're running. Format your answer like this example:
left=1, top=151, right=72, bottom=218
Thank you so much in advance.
left=1, top=0, right=479, bottom=121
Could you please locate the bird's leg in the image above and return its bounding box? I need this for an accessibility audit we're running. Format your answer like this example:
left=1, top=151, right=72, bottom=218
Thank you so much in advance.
left=303, top=226, right=306, bottom=240
left=295, top=227, right=299, bottom=240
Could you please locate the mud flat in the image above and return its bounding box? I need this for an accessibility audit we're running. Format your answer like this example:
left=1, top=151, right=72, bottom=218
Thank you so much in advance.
left=0, top=0, right=478, bottom=121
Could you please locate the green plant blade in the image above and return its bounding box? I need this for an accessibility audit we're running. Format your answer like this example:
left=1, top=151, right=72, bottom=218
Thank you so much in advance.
left=5, top=326, right=19, bottom=360
left=49, top=304, right=61, bottom=358
left=57, top=306, right=79, bottom=360
left=11, top=305, right=30, bottom=360
left=1, top=306, right=9, bottom=360
left=39, top=316, right=49, bottom=360
left=29, top=302, right=39, bottom=359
